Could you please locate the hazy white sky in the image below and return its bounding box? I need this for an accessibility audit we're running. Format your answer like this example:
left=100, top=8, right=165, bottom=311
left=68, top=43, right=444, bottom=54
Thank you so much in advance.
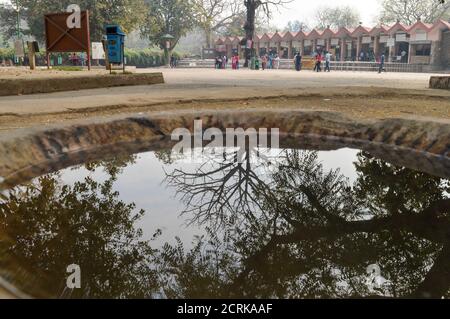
left=270, top=0, right=382, bottom=28
left=1, top=0, right=383, bottom=28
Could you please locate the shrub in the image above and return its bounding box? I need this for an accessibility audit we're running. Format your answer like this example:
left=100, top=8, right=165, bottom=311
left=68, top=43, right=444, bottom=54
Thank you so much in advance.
left=0, top=47, right=181, bottom=68
left=124, top=48, right=181, bottom=68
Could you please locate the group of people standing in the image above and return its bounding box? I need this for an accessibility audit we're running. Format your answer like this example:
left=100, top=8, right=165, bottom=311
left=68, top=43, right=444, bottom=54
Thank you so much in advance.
left=214, top=50, right=387, bottom=73
left=231, top=55, right=240, bottom=69
left=259, top=54, right=281, bottom=70
left=215, top=55, right=240, bottom=69
left=215, top=55, right=227, bottom=69
left=293, top=51, right=333, bottom=72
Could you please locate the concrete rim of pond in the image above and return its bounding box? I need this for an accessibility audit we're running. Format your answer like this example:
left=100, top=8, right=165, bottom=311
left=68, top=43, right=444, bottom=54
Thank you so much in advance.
left=0, top=108, right=449, bottom=189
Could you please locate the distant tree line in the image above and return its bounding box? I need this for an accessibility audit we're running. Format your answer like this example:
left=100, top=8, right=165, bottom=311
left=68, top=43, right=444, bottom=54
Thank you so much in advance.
left=0, top=0, right=448, bottom=58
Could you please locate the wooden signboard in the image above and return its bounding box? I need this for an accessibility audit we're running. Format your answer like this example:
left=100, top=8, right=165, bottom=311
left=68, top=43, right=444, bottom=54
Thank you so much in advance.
left=44, top=10, right=91, bottom=70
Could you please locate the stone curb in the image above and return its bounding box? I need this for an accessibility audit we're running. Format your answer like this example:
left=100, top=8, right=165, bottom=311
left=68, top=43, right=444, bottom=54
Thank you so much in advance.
left=0, top=72, right=165, bottom=96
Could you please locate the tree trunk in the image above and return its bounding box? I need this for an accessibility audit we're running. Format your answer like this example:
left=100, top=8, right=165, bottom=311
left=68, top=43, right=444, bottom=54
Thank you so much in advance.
left=243, top=1, right=257, bottom=67
left=205, top=28, right=212, bottom=49
left=164, top=48, right=170, bottom=66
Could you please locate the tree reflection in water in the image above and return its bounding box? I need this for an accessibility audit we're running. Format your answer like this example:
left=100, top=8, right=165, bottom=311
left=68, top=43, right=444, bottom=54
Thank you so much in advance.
left=0, top=149, right=448, bottom=299
left=0, top=155, right=159, bottom=299
left=163, top=149, right=450, bottom=299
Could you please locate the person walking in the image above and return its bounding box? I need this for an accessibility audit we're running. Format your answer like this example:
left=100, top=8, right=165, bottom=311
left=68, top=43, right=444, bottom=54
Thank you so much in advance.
left=215, top=56, right=220, bottom=69
left=222, top=55, right=227, bottom=69
left=274, top=54, right=280, bottom=69
left=70, top=53, right=78, bottom=66
left=314, top=53, right=322, bottom=72
left=294, top=52, right=302, bottom=71
left=325, top=51, right=332, bottom=72
left=261, top=55, right=267, bottom=70
left=80, top=52, right=86, bottom=67
left=378, top=53, right=386, bottom=73
left=401, top=50, right=407, bottom=63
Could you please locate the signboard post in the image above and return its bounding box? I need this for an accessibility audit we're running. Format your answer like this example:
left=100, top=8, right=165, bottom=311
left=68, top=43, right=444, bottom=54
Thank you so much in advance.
left=14, top=40, right=24, bottom=59
left=44, top=10, right=91, bottom=70
left=27, top=41, right=39, bottom=70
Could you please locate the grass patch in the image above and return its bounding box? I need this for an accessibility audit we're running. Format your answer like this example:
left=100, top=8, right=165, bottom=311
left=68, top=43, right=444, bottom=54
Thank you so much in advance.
left=45, top=66, right=84, bottom=72
left=110, top=71, right=133, bottom=75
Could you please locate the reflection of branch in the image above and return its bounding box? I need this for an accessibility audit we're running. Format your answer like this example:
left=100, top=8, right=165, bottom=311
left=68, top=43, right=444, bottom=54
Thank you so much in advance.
left=272, top=199, right=450, bottom=246
left=298, top=185, right=347, bottom=226
left=231, top=199, right=450, bottom=295
left=165, top=148, right=271, bottom=228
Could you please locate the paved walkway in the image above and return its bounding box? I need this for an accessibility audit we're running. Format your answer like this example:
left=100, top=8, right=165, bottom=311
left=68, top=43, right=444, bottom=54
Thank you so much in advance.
left=0, top=68, right=448, bottom=116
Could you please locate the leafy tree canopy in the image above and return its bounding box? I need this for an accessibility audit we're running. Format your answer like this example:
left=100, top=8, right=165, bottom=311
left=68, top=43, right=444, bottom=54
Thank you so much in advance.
left=0, top=0, right=146, bottom=42
left=140, top=0, right=196, bottom=51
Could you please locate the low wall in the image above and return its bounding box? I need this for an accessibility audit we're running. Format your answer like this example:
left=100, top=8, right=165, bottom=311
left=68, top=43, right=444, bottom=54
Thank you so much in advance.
left=0, top=72, right=164, bottom=96
left=430, top=76, right=450, bottom=89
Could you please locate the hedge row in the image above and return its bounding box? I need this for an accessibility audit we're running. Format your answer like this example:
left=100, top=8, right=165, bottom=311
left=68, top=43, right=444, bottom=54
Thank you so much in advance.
left=0, top=47, right=181, bottom=68
left=124, top=48, right=180, bottom=67
left=0, top=47, right=15, bottom=60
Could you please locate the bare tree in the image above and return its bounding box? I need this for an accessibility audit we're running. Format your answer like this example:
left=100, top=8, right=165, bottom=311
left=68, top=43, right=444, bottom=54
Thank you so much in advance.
left=193, top=0, right=244, bottom=48
left=379, top=0, right=450, bottom=25
left=242, top=0, right=293, bottom=66
left=284, top=20, right=310, bottom=33
left=314, top=5, right=361, bottom=29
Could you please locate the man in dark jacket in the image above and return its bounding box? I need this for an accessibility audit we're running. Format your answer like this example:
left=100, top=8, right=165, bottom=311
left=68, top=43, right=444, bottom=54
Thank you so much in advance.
left=294, top=52, right=302, bottom=71
left=378, top=53, right=386, bottom=73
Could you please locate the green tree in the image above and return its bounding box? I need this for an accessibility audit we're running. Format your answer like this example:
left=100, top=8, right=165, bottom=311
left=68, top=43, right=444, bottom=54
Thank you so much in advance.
left=0, top=2, right=24, bottom=40
left=141, top=0, right=196, bottom=63
left=0, top=0, right=146, bottom=43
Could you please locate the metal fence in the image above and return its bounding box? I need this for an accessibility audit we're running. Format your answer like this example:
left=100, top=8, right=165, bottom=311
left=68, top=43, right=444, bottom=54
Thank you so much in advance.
left=178, top=59, right=426, bottom=73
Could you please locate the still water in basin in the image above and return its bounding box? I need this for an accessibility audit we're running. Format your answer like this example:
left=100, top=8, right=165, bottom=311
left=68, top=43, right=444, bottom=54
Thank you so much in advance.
left=0, top=147, right=449, bottom=299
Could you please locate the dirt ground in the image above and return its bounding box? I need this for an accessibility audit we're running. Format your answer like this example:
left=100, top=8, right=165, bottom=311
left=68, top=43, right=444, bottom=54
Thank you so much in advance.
left=0, top=66, right=110, bottom=79
left=0, top=68, right=449, bottom=132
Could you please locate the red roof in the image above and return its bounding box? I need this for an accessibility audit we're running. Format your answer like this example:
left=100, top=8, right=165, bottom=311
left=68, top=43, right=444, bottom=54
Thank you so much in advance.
left=215, top=19, right=450, bottom=45
left=387, top=21, right=409, bottom=34
left=352, top=25, right=372, bottom=36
